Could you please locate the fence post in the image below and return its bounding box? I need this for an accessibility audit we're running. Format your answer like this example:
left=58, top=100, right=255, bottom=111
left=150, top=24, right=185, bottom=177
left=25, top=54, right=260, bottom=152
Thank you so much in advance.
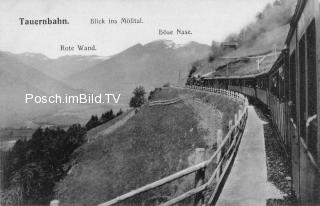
left=234, top=113, right=238, bottom=125
left=228, top=120, right=233, bottom=143
left=216, top=129, right=223, bottom=182
left=50, top=200, right=59, bottom=206
left=229, top=120, right=233, bottom=131
left=194, top=148, right=205, bottom=206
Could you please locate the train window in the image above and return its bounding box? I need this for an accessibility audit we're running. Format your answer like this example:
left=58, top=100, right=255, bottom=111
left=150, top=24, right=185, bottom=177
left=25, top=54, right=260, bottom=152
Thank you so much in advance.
left=299, top=35, right=306, bottom=140
left=306, top=19, right=317, bottom=156
left=264, top=78, right=268, bottom=90
left=289, top=51, right=297, bottom=123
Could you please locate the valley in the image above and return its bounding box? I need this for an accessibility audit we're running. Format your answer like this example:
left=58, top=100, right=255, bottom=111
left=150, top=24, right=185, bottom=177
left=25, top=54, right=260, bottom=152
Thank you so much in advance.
left=0, top=40, right=210, bottom=129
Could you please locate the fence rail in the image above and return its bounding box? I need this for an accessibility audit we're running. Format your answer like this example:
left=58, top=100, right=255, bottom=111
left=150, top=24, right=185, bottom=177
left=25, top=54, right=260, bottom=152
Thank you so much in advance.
left=51, top=86, right=249, bottom=206
left=148, top=97, right=182, bottom=106
left=93, top=86, right=249, bottom=206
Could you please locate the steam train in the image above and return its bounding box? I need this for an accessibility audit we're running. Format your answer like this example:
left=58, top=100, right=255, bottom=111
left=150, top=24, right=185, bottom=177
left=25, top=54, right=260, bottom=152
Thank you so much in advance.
left=188, top=0, right=320, bottom=204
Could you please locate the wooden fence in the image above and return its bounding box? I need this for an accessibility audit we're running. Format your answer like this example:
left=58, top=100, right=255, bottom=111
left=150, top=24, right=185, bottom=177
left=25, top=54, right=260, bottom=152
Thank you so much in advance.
left=50, top=86, right=248, bottom=206
left=148, top=97, right=182, bottom=106
left=81, top=86, right=249, bottom=206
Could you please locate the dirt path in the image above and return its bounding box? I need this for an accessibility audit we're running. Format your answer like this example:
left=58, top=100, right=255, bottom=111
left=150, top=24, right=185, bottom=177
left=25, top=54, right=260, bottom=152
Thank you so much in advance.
left=216, top=105, right=269, bottom=206
left=100, top=111, right=135, bottom=136
left=87, top=110, right=136, bottom=142
left=216, top=105, right=294, bottom=206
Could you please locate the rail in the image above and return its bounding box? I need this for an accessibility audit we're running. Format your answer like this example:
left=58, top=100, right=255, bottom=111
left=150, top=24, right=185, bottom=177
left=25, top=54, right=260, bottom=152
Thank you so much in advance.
left=95, top=86, right=249, bottom=206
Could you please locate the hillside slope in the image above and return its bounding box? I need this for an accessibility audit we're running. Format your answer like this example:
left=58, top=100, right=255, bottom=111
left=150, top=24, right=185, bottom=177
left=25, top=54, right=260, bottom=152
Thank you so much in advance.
left=55, top=91, right=207, bottom=206
left=54, top=87, right=240, bottom=205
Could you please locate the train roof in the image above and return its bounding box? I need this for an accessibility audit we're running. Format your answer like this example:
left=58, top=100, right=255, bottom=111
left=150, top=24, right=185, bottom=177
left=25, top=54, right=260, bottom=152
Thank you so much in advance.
left=201, top=0, right=304, bottom=81
left=203, top=52, right=282, bottom=80
left=285, top=0, right=306, bottom=45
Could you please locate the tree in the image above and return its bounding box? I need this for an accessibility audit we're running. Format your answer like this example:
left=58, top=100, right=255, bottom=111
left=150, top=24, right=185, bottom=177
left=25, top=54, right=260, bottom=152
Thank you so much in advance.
left=116, top=109, right=123, bottom=116
left=129, top=86, right=146, bottom=108
left=85, top=115, right=99, bottom=130
left=2, top=124, right=87, bottom=205
left=101, top=109, right=115, bottom=123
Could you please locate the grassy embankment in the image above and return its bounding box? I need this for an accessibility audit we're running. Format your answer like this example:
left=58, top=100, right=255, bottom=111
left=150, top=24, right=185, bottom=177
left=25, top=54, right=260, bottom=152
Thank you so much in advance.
left=85, top=109, right=135, bottom=142
left=55, top=87, right=240, bottom=206
left=179, top=89, right=241, bottom=135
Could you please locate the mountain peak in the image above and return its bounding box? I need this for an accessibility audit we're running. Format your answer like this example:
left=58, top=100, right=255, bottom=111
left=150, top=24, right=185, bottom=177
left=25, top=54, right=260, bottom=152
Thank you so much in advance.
left=144, top=40, right=209, bottom=50
left=119, top=43, right=144, bottom=54
left=20, top=52, right=50, bottom=60
left=144, top=40, right=185, bottom=49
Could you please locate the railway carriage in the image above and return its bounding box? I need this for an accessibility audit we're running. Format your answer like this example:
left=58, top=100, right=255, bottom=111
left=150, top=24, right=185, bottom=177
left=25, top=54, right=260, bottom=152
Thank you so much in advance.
left=256, top=74, right=269, bottom=105
left=190, top=0, right=320, bottom=204
left=285, top=0, right=320, bottom=203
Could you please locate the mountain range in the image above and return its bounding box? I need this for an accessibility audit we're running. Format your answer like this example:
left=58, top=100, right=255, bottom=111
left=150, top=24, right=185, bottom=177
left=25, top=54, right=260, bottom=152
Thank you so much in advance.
left=14, top=52, right=108, bottom=80
left=67, top=40, right=210, bottom=103
left=0, top=40, right=210, bottom=127
left=0, top=51, right=79, bottom=127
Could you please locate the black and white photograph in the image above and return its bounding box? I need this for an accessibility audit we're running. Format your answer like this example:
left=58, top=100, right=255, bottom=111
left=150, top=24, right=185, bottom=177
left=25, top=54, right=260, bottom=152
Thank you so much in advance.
left=0, top=0, right=319, bottom=205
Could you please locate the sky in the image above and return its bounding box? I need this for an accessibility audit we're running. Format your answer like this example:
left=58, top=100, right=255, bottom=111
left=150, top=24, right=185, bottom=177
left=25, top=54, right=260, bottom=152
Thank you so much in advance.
left=0, top=0, right=275, bottom=58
